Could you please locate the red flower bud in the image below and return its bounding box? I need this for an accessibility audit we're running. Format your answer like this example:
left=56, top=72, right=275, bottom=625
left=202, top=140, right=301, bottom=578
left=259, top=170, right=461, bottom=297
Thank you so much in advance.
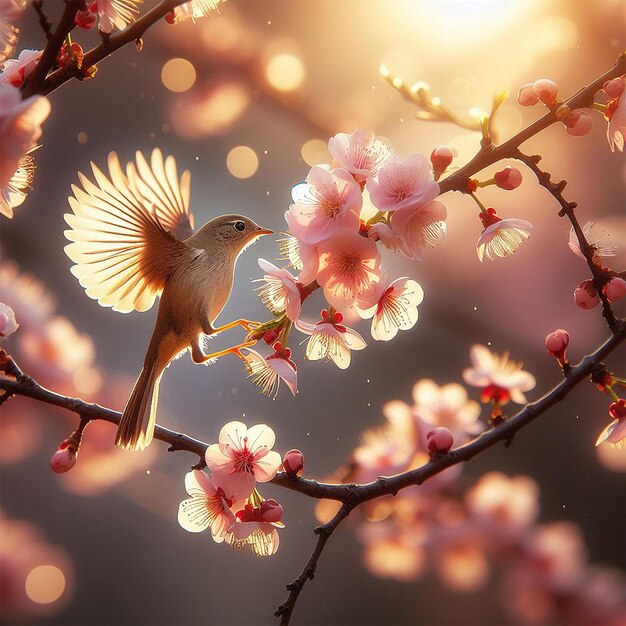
left=574, top=279, right=600, bottom=310
left=259, top=499, right=284, bottom=523
left=75, top=8, right=96, bottom=29
left=518, top=83, right=539, bottom=107
left=430, top=145, right=454, bottom=181
left=532, top=78, right=558, bottom=105
left=262, top=329, right=280, bottom=345
left=545, top=328, right=569, bottom=365
left=426, top=428, right=454, bottom=455
left=494, top=166, right=522, bottom=190
left=609, top=399, right=626, bottom=421
left=604, top=277, right=626, bottom=303
left=282, top=449, right=304, bottom=476
left=563, top=110, right=593, bottom=136
left=50, top=440, right=77, bottom=474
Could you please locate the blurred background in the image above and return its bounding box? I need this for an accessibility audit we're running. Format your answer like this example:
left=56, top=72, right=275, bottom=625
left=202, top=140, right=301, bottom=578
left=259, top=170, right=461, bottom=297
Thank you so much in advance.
left=1, top=0, right=625, bottom=624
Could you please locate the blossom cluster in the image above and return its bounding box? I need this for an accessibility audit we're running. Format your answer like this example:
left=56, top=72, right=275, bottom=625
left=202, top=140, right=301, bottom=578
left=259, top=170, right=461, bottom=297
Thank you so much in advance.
left=178, top=421, right=285, bottom=556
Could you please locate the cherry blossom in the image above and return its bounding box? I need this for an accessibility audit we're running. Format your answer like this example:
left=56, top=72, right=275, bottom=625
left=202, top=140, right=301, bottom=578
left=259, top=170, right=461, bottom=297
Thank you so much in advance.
left=241, top=343, right=297, bottom=397
left=595, top=399, right=626, bottom=449
left=255, top=258, right=302, bottom=320
left=295, top=309, right=367, bottom=369
left=462, top=344, right=536, bottom=405
left=0, top=0, right=24, bottom=64
left=205, top=421, right=282, bottom=500
left=178, top=470, right=239, bottom=541
left=171, top=0, right=224, bottom=23
left=476, top=208, right=533, bottom=262
left=605, top=76, right=626, bottom=152
left=316, top=229, right=381, bottom=310
left=0, top=48, right=42, bottom=87
left=226, top=498, right=284, bottom=556
left=367, top=153, right=439, bottom=213
left=278, top=235, right=319, bottom=284
left=411, top=379, right=483, bottom=439
left=568, top=221, right=617, bottom=262
left=389, top=200, right=448, bottom=260
left=90, top=0, right=142, bottom=33
left=367, top=222, right=406, bottom=253
left=327, top=127, right=392, bottom=183
left=356, top=276, right=424, bottom=341
left=285, top=166, right=361, bottom=245
left=0, top=85, right=50, bottom=218
left=0, top=302, right=17, bottom=337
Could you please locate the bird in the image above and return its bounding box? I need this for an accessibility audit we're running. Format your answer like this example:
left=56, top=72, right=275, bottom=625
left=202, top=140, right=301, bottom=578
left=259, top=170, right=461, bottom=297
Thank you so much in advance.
left=63, top=148, right=273, bottom=450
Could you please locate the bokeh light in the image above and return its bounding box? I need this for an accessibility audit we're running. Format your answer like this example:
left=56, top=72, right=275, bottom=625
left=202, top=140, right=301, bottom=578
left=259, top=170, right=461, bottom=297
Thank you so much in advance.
left=226, top=145, right=259, bottom=179
left=161, top=58, right=197, bottom=93
left=25, top=565, right=66, bottom=604
left=300, top=139, right=330, bottom=166
left=265, top=52, right=305, bottom=92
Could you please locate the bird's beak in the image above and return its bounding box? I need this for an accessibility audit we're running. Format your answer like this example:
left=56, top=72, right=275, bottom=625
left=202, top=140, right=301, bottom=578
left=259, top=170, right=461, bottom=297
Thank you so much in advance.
left=255, top=228, right=274, bottom=236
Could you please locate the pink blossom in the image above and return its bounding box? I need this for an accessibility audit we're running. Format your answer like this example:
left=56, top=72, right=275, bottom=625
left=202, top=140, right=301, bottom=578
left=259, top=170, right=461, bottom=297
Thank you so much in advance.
left=604, top=277, right=626, bottom=302
left=564, top=109, right=593, bottom=136
left=205, top=421, right=282, bottom=500
left=74, top=8, right=97, bottom=29
left=605, top=77, right=626, bottom=151
left=430, top=145, right=454, bottom=181
left=177, top=470, right=238, bottom=541
left=0, top=0, right=25, bottom=64
left=295, top=310, right=367, bottom=369
left=285, top=166, right=362, bottom=245
left=463, top=344, right=536, bottom=405
left=532, top=78, right=558, bottom=105
left=90, top=0, right=141, bottom=34
left=356, top=276, right=424, bottom=341
left=517, top=83, right=539, bottom=106
left=255, top=258, right=302, bottom=320
left=316, top=229, right=381, bottom=310
left=574, top=279, right=600, bottom=310
left=603, top=77, right=625, bottom=98
left=241, top=343, right=297, bottom=397
left=0, top=49, right=42, bottom=87
left=476, top=209, right=533, bottom=262
left=368, top=222, right=405, bottom=253
left=493, top=166, right=522, bottom=190
left=367, top=153, right=440, bottom=213
left=0, top=302, right=17, bottom=337
left=171, top=0, right=224, bottom=22
left=282, top=449, right=304, bottom=476
left=411, top=379, right=483, bottom=439
left=328, top=127, right=392, bottom=183
left=596, top=399, right=626, bottom=449
left=0, top=85, right=50, bottom=216
left=278, top=235, right=319, bottom=284
left=390, top=200, right=448, bottom=260
left=227, top=500, right=284, bottom=556
left=568, top=221, right=616, bottom=262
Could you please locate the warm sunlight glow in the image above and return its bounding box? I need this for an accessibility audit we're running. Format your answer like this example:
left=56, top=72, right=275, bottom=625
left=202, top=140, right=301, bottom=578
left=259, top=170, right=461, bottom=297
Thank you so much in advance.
left=301, top=139, right=330, bottom=166
left=161, top=58, right=197, bottom=93
left=265, top=52, right=305, bottom=92
left=25, top=565, right=66, bottom=604
left=226, top=145, right=259, bottom=178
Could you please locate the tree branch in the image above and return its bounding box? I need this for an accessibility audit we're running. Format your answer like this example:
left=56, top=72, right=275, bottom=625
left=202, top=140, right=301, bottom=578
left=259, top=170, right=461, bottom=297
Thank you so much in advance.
left=22, top=0, right=190, bottom=98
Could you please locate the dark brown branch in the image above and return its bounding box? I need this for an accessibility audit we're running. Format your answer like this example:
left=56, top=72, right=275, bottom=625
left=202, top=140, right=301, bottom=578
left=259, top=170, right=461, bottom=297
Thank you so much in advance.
left=23, top=0, right=189, bottom=97
left=32, top=0, right=54, bottom=40
left=22, top=0, right=86, bottom=97
left=438, top=51, right=626, bottom=195
left=514, top=150, right=619, bottom=331
left=275, top=503, right=353, bottom=626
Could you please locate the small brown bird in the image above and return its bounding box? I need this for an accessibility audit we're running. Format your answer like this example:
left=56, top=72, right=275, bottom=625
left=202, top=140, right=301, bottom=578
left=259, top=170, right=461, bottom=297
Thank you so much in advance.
left=64, top=149, right=272, bottom=450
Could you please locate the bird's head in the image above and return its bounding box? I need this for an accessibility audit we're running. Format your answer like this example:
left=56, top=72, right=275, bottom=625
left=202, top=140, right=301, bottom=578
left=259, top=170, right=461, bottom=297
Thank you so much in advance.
left=188, top=214, right=273, bottom=255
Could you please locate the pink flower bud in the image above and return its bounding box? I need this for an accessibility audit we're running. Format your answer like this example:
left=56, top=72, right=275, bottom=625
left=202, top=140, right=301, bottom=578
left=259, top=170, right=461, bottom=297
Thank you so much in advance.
left=518, top=83, right=539, bottom=107
left=545, top=328, right=569, bottom=364
left=282, top=448, right=304, bottom=476
left=430, top=145, right=454, bottom=181
left=603, top=277, right=626, bottom=302
left=259, top=499, right=284, bottom=523
left=494, top=166, right=522, bottom=190
left=603, top=78, right=625, bottom=99
left=426, top=428, right=454, bottom=455
left=532, top=79, right=558, bottom=105
left=262, top=329, right=280, bottom=345
left=74, top=8, right=96, bottom=29
left=563, top=110, right=593, bottom=136
left=50, top=441, right=77, bottom=474
left=609, top=399, right=626, bottom=421
left=574, top=279, right=600, bottom=309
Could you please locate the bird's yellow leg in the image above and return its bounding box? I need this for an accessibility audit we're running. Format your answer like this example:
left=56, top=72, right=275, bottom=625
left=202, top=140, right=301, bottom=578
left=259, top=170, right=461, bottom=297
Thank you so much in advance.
left=190, top=339, right=256, bottom=365
left=211, top=319, right=260, bottom=334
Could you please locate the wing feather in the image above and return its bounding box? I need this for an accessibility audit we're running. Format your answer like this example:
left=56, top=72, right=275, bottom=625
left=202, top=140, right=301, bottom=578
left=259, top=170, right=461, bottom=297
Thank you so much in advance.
left=64, top=150, right=196, bottom=313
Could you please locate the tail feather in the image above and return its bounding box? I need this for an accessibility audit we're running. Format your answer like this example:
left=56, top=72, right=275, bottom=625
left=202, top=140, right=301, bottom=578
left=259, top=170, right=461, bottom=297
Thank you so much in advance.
left=115, top=360, right=161, bottom=450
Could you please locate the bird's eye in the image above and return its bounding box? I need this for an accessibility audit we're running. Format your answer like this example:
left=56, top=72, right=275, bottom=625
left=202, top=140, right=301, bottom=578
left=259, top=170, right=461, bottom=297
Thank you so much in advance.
left=234, top=221, right=246, bottom=232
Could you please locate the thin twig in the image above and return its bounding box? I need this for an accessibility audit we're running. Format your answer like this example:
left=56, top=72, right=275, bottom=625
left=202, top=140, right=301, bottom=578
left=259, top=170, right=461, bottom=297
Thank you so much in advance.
left=275, top=503, right=353, bottom=626
left=32, top=0, right=54, bottom=40
left=514, top=149, right=619, bottom=331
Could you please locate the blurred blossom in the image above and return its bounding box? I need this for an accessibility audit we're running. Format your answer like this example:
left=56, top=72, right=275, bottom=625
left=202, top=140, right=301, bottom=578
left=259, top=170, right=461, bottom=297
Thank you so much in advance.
left=596, top=437, right=626, bottom=472
left=94, top=0, right=142, bottom=34
left=172, top=0, right=224, bottom=23
left=0, top=510, right=73, bottom=622
left=606, top=77, right=626, bottom=152
left=411, top=379, right=482, bottom=440
left=0, top=398, right=43, bottom=464
left=568, top=221, right=617, bottom=262
left=0, top=300, right=17, bottom=336
left=434, top=530, right=489, bottom=592
left=0, top=0, right=24, bottom=63
left=465, top=472, right=540, bottom=536
left=0, top=49, right=42, bottom=87
left=18, top=316, right=95, bottom=389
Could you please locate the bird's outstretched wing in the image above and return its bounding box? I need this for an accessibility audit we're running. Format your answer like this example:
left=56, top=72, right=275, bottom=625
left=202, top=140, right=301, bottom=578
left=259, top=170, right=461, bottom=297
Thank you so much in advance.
left=64, top=151, right=197, bottom=313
